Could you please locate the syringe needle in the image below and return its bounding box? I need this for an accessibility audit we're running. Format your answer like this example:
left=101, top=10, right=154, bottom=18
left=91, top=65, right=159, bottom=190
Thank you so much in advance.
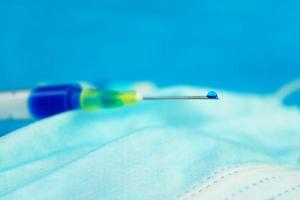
left=143, top=96, right=210, bottom=100
left=142, top=91, right=219, bottom=100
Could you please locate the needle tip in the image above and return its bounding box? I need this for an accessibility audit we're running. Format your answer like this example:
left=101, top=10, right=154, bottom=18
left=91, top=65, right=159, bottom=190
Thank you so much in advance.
left=207, top=91, right=218, bottom=99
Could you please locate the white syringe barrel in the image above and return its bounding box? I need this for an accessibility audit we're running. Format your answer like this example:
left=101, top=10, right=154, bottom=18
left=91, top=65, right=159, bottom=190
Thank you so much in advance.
left=0, top=84, right=83, bottom=120
left=0, top=90, right=32, bottom=120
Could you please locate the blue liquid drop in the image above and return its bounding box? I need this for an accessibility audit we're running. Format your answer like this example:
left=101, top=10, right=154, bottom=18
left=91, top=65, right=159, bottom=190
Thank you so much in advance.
left=207, top=91, right=218, bottom=99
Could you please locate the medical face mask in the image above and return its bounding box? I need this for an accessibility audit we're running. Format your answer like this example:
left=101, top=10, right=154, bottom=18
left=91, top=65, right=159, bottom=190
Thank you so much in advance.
left=0, top=85, right=299, bottom=200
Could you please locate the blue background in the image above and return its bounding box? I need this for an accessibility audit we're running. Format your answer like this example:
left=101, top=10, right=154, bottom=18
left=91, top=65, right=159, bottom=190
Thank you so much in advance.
left=0, top=0, right=300, bottom=134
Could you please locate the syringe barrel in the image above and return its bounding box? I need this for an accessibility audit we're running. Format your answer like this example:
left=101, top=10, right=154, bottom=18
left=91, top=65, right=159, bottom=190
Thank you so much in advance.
left=0, top=84, right=141, bottom=120
left=0, top=84, right=82, bottom=120
left=29, top=84, right=82, bottom=119
left=0, top=90, right=32, bottom=120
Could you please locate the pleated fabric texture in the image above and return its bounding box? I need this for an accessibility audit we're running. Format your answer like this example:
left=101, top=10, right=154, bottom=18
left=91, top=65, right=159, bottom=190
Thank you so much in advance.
left=180, top=164, right=300, bottom=200
left=0, top=86, right=299, bottom=200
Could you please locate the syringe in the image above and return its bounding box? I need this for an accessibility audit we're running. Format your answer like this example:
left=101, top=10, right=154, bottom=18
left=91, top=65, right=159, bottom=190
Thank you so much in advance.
left=0, top=84, right=218, bottom=120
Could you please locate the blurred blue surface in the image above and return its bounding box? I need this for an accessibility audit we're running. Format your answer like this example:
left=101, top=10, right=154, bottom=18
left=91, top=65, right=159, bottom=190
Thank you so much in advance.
left=0, top=0, right=300, bottom=134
